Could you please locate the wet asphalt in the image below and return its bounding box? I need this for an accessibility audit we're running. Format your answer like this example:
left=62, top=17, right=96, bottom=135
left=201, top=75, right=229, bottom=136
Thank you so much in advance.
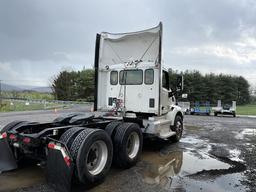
left=0, top=110, right=255, bottom=192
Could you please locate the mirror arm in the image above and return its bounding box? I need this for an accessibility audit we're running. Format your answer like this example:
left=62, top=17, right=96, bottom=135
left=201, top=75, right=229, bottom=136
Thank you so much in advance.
left=168, top=90, right=176, bottom=97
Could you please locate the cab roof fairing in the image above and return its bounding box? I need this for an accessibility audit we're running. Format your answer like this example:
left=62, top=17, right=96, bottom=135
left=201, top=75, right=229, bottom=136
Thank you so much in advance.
left=98, top=23, right=162, bottom=70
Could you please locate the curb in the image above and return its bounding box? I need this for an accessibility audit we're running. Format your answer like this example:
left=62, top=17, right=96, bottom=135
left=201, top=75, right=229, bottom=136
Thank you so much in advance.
left=237, top=115, right=256, bottom=118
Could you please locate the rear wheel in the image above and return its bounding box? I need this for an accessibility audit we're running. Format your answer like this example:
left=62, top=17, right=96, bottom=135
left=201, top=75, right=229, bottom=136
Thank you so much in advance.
left=233, top=112, right=236, bottom=117
left=105, top=121, right=122, bottom=139
left=214, top=112, right=218, bottom=116
left=113, top=123, right=143, bottom=168
left=171, top=116, right=183, bottom=142
left=59, top=127, right=85, bottom=149
left=70, top=129, right=113, bottom=184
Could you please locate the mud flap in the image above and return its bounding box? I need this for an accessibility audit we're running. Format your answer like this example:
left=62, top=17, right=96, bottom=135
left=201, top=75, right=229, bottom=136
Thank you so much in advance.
left=0, top=137, right=17, bottom=173
left=46, top=144, right=74, bottom=192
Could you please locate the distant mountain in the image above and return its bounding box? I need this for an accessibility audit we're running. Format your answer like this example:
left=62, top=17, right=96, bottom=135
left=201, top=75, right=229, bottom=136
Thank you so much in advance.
left=31, top=87, right=52, bottom=93
left=1, top=83, right=52, bottom=93
left=1, top=83, right=22, bottom=91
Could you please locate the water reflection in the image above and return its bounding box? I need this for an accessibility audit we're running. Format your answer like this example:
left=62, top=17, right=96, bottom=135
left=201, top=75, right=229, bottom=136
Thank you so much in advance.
left=142, top=150, right=183, bottom=188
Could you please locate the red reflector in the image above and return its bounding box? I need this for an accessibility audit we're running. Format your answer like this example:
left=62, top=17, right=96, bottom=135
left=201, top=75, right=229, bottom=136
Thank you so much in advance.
left=64, top=156, right=71, bottom=167
left=23, top=137, right=31, bottom=144
left=1, top=132, right=7, bottom=139
left=9, top=134, right=17, bottom=140
left=48, top=143, right=55, bottom=149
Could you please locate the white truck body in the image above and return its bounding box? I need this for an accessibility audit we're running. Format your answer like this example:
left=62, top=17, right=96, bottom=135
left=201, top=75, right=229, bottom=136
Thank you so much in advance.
left=94, top=23, right=183, bottom=139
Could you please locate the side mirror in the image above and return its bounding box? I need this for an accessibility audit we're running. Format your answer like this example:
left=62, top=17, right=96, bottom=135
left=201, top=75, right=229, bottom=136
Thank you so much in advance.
left=176, top=75, right=183, bottom=92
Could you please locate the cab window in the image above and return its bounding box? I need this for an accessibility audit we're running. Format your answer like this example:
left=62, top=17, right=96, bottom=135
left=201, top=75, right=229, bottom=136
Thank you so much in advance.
left=110, top=71, right=118, bottom=85
left=162, top=70, right=169, bottom=90
left=145, top=69, right=154, bottom=85
left=119, top=70, right=143, bottom=85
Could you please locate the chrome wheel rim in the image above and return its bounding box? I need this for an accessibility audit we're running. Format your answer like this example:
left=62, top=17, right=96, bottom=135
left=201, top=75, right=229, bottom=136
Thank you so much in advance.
left=127, top=132, right=140, bottom=159
left=86, top=140, right=108, bottom=175
left=176, top=121, right=183, bottom=138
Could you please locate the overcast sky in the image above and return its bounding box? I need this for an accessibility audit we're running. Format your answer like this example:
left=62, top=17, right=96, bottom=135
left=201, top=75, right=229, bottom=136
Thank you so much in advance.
left=0, top=0, right=256, bottom=87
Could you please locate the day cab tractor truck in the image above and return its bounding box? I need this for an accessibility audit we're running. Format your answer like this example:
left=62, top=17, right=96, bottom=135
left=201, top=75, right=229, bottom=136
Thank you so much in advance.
left=212, top=100, right=236, bottom=117
left=0, top=22, right=184, bottom=192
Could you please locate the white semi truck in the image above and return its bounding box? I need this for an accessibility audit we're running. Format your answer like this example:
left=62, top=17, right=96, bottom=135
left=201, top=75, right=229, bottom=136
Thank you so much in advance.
left=0, top=22, right=183, bottom=192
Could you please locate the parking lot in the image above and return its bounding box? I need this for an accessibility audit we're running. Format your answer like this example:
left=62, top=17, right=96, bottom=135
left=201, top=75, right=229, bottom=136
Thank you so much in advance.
left=0, top=109, right=255, bottom=192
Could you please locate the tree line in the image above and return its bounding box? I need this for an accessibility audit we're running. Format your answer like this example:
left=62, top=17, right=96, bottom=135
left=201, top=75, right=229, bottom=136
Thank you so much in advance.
left=51, top=68, right=251, bottom=105
left=169, top=69, right=250, bottom=105
left=51, top=69, right=94, bottom=101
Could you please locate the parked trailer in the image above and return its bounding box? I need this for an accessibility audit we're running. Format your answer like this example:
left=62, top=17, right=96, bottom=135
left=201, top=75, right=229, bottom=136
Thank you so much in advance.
left=0, top=23, right=183, bottom=192
left=190, top=101, right=211, bottom=116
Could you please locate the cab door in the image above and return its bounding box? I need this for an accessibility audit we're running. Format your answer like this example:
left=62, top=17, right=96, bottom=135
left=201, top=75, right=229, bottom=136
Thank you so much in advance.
left=161, top=70, right=170, bottom=115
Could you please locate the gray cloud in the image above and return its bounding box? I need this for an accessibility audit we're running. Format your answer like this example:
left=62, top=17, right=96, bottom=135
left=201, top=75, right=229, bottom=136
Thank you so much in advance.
left=0, top=0, right=256, bottom=86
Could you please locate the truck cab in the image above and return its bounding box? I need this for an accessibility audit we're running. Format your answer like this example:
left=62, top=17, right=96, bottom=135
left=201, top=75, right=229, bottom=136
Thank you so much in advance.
left=94, top=22, right=183, bottom=140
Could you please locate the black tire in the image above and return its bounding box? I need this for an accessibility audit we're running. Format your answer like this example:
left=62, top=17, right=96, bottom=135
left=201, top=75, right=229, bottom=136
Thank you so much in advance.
left=59, top=127, right=85, bottom=149
left=113, top=123, right=143, bottom=168
left=70, top=129, right=113, bottom=184
left=233, top=112, right=236, bottom=117
left=214, top=112, right=218, bottom=116
left=105, top=121, right=122, bottom=139
left=1, top=121, right=28, bottom=133
left=171, top=115, right=183, bottom=142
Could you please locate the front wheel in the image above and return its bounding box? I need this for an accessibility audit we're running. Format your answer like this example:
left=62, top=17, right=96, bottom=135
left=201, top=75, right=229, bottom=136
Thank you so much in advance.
left=171, top=115, right=183, bottom=142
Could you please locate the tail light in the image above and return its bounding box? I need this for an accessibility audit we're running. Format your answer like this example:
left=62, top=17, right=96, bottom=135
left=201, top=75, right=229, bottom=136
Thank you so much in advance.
left=23, top=137, right=31, bottom=144
left=0, top=132, right=7, bottom=140
left=9, top=134, right=17, bottom=141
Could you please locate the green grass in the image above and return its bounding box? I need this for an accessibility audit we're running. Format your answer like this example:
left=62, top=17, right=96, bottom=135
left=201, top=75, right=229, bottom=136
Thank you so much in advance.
left=1, top=91, right=54, bottom=100
left=236, top=105, right=256, bottom=116
left=0, top=100, right=67, bottom=112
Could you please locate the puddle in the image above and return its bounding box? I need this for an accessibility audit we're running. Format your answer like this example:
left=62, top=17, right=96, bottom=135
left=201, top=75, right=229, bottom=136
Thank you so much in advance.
left=180, top=136, right=206, bottom=144
left=180, top=151, right=230, bottom=176
left=241, top=129, right=256, bottom=136
left=229, top=149, right=243, bottom=162
left=235, top=129, right=256, bottom=139
left=0, top=165, right=45, bottom=192
left=141, top=150, right=231, bottom=188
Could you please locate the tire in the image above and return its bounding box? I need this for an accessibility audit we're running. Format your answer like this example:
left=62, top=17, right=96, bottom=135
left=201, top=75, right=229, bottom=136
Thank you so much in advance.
left=59, top=127, right=85, bottom=149
left=233, top=112, right=236, bottom=117
left=1, top=121, right=28, bottom=133
left=214, top=112, right=218, bottom=116
left=105, top=121, right=122, bottom=139
left=70, top=129, right=113, bottom=184
left=113, top=123, right=143, bottom=168
left=171, top=115, right=183, bottom=142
